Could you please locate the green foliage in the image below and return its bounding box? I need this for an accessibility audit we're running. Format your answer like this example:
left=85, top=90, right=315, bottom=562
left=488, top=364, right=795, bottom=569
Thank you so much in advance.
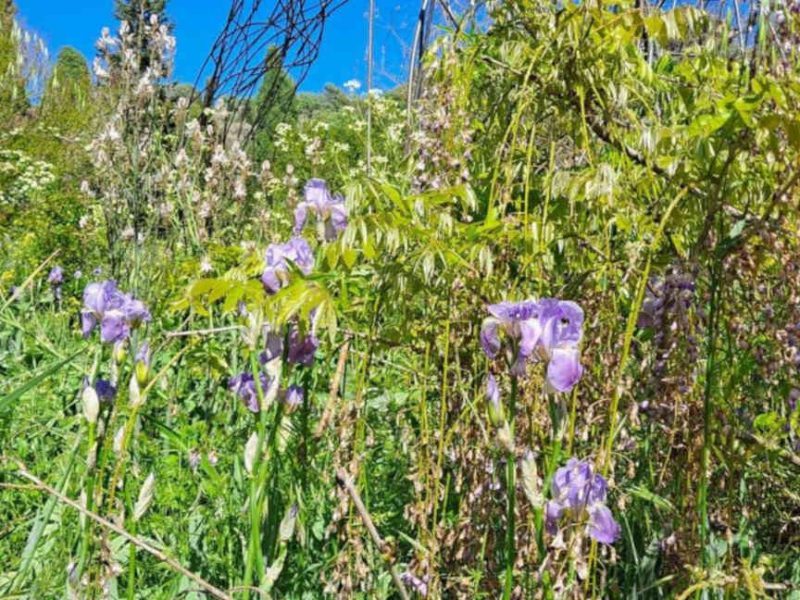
left=2, top=0, right=800, bottom=598
left=40, top=47, right=91, bottom=130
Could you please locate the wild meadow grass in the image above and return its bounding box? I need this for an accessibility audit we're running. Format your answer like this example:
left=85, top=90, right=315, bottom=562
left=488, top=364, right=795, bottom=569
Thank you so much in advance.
left=2, top=0, right=800, bottom=597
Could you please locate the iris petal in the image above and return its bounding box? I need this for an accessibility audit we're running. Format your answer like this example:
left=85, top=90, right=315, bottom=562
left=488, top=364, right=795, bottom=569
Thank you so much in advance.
left=545, top=346, right=583, bottom=393
left=480, top=318, right=501, bottom=358
left=587, top=504, right=621, bottom=545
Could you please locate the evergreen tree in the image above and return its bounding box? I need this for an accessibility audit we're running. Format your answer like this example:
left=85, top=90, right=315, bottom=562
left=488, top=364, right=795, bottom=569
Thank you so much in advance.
left=113, top=0, right=171, bottom=75
left=41, top=47, right=91, bottom=129
left=114, top=0, right=169, bottom=27
left=250, top=46, right=297, bottom=163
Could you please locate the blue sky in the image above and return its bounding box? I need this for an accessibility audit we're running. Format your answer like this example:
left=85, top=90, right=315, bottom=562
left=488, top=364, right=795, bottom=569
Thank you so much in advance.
left=15, top=0, right=417, bottom=93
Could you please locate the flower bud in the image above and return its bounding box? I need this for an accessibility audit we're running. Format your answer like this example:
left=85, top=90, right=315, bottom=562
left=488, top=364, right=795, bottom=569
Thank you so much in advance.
left=278, top=504, right=298, bottom=543
left=486, top=374, right=505, bottom=426
left=133, top=473, right=155, bottom=522
left=242, top=313, right=261, bottom=350
left=82, top=385, right=99, bottom=424
left=282, top=385, right=304, bottom=413
left=113, top=425, right=125, bottom=454
left=244, top=432, right=258, bottom=474
left=113, top=339, right=127, bottom=364
left=135, top=341, right=150, bottom=385
left=521, top=451, right=543, bottom=509
left=135, top=360, right=149, bottom=386
left=129, top=374, right=145, bottom=408
left=497, top=422, right=515, bottom=454
left=262, top=359, right=283, bottom=410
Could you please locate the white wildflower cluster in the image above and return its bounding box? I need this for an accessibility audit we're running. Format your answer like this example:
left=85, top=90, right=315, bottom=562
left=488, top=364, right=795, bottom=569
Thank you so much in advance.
left=86, top=15, right=256, bottom=248
left=93, top=15, right=175, bottom=92
left=0, top=150, right=55, bottom=205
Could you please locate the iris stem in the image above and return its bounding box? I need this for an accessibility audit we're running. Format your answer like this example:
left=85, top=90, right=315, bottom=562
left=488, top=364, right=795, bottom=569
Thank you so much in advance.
left=243, top=349, right=286, bottom=595
left=126, top=484, right=137, bottom=600
left=503, top=375, right=518, bottom=600
left=77, top=421, right=97, bottom=577
left=243, top=351, right=270, bottom=595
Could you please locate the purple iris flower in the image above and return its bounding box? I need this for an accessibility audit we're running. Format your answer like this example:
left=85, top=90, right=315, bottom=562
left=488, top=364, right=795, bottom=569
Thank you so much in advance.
left=480, top=301, right=542, bottom=375
left=480, top=298, right=585, bottom=389
left=229, top=372, right=270, bottom=413
left=259, top=329, right=284, bottom=364
left=261, top=237, right=315, bottom=294
left=94, top=379, right=117, bottom=402
left=545, top=458, right=619, bottom=545
left=287, top=326, right=319, bottom=366
left=283, top=385, right=304, bottom=411
left=294, top=179, right=348, bottom=241
left=80, top=281, right=150, bottom=343
left=48, top=266, right=64, bottom=286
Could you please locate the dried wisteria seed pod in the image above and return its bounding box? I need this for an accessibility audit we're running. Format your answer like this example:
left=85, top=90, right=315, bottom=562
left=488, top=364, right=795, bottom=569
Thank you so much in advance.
left=636, top=264, right=703, bottom=420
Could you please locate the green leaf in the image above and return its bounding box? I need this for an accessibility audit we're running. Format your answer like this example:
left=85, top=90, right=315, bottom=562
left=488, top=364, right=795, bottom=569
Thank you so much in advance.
left=628, top=485, right=675, bottom=512
left=0, top=349, right=82, bottom=415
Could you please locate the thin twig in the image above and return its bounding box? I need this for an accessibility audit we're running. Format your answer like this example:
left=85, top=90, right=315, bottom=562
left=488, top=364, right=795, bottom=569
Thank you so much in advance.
left=314, top=339, right=350, bottom=438
left=9, top=459, right=233, bottom=600
left=166, top=325, right=243, bottom=338
left=1, top=249, right=59, bottom=312
left=335, top=469, right=410, bottom=600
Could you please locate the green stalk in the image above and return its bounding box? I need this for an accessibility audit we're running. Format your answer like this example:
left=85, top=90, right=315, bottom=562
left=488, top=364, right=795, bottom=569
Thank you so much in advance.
left=243, top=351, right=270, bottom=596
left=243, top=350, right=286, bottom=594
left=77, top=420, right=97, bottom=579
left=586, top=190, right=688, bottom=598
left=126, top=483, right=137, bottom=600
left=431, top=294, right=452, bottom=533
left=600, top=188, right=688, bottom=474
left=699, top=259, right=720, bottom=564
left=503, top=375, right=518, bottom=600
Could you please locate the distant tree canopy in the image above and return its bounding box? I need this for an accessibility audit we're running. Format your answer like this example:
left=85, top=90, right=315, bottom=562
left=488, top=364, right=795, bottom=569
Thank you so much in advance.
left=41, top=47, right=91, bottom=127
left=295, top=84, right=351, bottom=118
